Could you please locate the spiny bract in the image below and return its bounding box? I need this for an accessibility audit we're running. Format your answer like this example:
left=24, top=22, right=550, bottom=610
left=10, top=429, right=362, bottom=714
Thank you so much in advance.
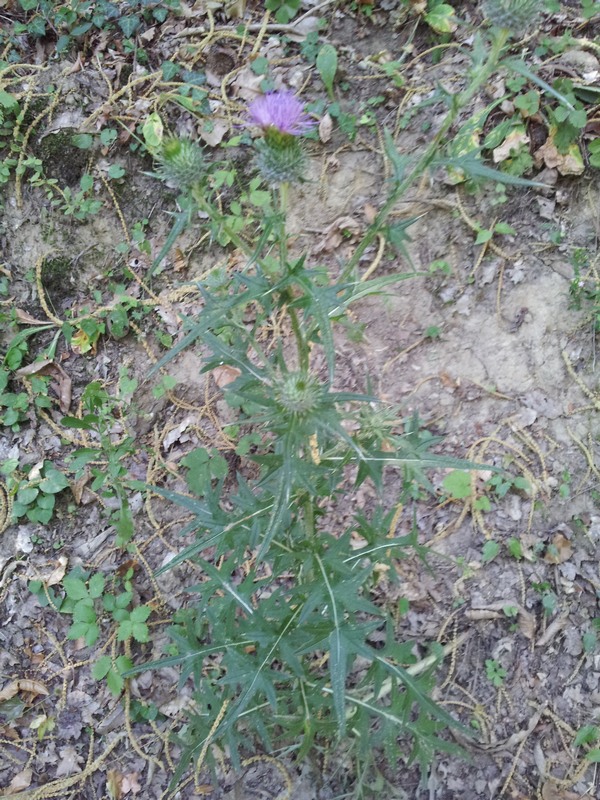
left=482, top=0, right=543, bottom=31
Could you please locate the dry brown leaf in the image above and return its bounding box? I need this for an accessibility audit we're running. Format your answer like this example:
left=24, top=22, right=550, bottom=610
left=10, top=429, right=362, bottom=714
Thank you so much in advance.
left=541, top=780, right=593, bottom=800
left=43, top=555, right=69, bottom=587
left=107, top=769, right=123, bottom=800
left=492, top=128, right=530, bottom=163
left=517, top=607, right=536, bottom=641
left=55, top=745, right=83, bottom=777
left=212, top=365, right=242, bottom=388
left=534, top=137, right=584, bottom=176
left=0, top=678, right=49, bottom=703
left=363, top=203, right=377, bottom=224
left=314, top=216, right=361, bottom=254
left=70, top=473, right=90, bottom=505
left=121, top=772, right=142, bottom=795
left=544, top=532, right=573, bottom=564
left=173, top=247, right=187, bottom=272
left=5, top=768, right=32, bottom=792
left=14, top=308, right=51, bottom=325
left=14, top=360, right=72, bottom=413
left=319, top=112, right=333, bottom=143
left=15, top=358, right=54, bottom=376
left=0, top=680, right=19, bottom=703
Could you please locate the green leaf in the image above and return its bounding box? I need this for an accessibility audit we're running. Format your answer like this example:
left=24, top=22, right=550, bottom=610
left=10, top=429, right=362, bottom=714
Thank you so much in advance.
left=106, top=668, right=124, bottom=695
left=316, top=44, right=337, bottom=100
left=482, top=540, right=500, bottom=563
left=108, top=164, right=125, bottom=179
left=0, top=90, right=19, bottom=110
left=574, top=725, right=599, bottom=747
left=130, top=606, right=151, bottom=623
left=182, top=447, right=227, bottom=496
left=119, top=15, right=140, bottom=37
left=73, top=600, right=96, bottom=623
left=118, top=620, right=133, bottom=641
left=586, top=749, right=600, bottom=762
left=71, top=21, right=92, bottom=36
left=39, top=468, right=69, bottom=494
left=251, top=56, right=269, bottom=76
left=88, top=573, right=105, bottom=599
left=442, top=470, right=472, bottom=499
left=161, top=61, right=180, bottom=81
left=132, top=623, right=150, bottom=643
left=475, top=229, right=493, bottom=245
left=328, top=628, right=347, bottom=735
left=142, top=112, right=164, bottom=152
left=61, top=414, right=99, bottom=429
left=92, top=656, right=112, bottom=681
left=569, top=108, right=587, bottom=128
left=505, top=59, right=575, bottom=111
left=72, top=133, right=94, bottom=150
left=67, top=621, right=91, bottom=640
left=17, top=486, right=39, bottom=505
left=63, top=576, right=89, bottom=600
left=494, top=222, right=516, bottom=235
left=424, top=3, right=457, bottom=33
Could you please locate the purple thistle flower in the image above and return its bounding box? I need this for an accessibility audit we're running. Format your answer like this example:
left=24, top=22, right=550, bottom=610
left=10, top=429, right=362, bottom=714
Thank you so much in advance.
left=247, top=91, right=314, bottom=136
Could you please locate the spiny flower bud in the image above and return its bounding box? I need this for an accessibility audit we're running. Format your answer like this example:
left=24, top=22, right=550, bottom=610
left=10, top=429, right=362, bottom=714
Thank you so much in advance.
left=273, top=371, right=323, bottom=417
left=254, top=134, right=306, bottom=185
left=482, top=0, right=543, bottom=31
left=157, top=138, right=205, bottom=189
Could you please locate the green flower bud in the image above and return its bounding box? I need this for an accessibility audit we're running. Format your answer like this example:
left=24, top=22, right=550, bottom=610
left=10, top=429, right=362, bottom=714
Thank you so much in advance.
left=482, top=0, right=543, bottom=31
left=254, top=133, right=306, bottom=185
left=274, top=371, right=323, bottom=417
left=157, top=138, right=205, bottom=189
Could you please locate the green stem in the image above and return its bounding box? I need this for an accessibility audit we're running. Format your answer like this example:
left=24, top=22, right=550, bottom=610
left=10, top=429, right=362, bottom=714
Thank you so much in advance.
left=278, top=181, right=289, bottom=271
left=343, top=28, right=510, bottom=279
left=277, top=181, right=308, bottom=368
left=288, top=305, right=309, bottom=371
left=303, top=494, right=315, bottom=539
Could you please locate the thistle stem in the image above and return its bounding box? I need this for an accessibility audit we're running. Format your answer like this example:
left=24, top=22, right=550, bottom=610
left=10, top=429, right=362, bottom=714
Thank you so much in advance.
left=279, top=180, right=289, bottom=271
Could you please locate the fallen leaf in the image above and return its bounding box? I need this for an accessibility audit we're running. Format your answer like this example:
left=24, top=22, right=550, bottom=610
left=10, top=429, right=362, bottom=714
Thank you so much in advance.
left=363, top=203, right=377, bottom=224
left=107, top=769, right=123, bottom=800
left=493, top=127, right=530, bottom=163
left=211, top=365, right=242, bottom=388
left=43, top=555, right=69, bottom=587
left=314, top=216, right=361, bottom=254
left=121, top=772, right=142, bottom=795
left=5, top=768, right=32, bottom=792
left=15, top=358, right=54, bottom=376
left=0, top=680, right=20, bottom=702
left=173, top=247, right=187, bottom=271
left=517, top=607, right=536, bottom=641
left=534, top=134, right=585, bottom=176
left=544, top=532, right=573, bottom=564
left=318, top=112, right=333, bottom=143
left=55, top=745, right=83, bottom=777
left=541, top=780, right=593, bottom=800
left=200, top=118, right=230, bottom=147
left=70, top=473, right=90, bottom=505
left=14, top=309, right=51, bottom=325
left=15, top=359, right=72, bottom=413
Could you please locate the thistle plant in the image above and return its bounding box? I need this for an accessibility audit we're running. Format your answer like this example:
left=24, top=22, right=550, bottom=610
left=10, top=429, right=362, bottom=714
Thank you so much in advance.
left=126, top=28, right=536, bottom=788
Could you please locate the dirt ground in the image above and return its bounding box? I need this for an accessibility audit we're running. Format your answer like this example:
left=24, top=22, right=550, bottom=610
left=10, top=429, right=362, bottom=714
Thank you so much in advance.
left=2, top=2, right=600, bottom=799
